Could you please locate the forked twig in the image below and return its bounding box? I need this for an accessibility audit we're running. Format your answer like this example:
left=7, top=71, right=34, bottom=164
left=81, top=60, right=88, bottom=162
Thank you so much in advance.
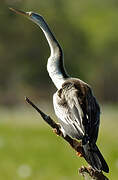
left=25, top=97, right=109, bottom=180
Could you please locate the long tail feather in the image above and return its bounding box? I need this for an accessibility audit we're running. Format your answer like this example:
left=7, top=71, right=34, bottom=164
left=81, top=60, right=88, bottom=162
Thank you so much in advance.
left=83, top=142, right=109, bottom=173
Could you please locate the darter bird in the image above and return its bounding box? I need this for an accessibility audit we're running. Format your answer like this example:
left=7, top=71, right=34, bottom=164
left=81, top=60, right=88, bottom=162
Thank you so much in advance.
left=10, top=8, right=109, bottom=173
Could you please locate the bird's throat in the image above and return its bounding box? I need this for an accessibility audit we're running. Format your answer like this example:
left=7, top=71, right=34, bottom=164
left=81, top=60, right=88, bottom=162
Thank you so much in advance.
left=47, top=55, right=68, bottom=89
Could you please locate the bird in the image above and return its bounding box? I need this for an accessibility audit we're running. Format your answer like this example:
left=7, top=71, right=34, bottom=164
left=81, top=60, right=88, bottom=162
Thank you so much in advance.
left=10, top=8, right=109, bottom=173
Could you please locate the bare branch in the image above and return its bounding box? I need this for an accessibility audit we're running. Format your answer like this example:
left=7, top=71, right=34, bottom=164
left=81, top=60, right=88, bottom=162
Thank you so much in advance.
left=25, top=97, right=109, bottom=180
left=25, top=97, right=60, bottom=131
left=25, top=97, right=83, bottom=154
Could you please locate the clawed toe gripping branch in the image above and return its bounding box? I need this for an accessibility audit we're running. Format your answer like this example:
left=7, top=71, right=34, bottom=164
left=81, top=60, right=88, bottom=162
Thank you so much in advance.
left=25, top=97, right=109, bottom=180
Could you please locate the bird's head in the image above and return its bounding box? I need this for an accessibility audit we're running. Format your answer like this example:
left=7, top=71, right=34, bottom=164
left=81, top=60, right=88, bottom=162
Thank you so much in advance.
left=9, top=8, right=44, bottom=25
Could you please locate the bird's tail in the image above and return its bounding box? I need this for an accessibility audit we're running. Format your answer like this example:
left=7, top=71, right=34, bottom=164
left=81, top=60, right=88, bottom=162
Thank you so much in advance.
left=82, top=142, right=109, bottom=173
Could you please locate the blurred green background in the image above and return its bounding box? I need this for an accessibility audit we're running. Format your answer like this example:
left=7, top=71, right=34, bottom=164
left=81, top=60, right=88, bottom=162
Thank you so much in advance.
left=0, top=0, right=118, bottom=179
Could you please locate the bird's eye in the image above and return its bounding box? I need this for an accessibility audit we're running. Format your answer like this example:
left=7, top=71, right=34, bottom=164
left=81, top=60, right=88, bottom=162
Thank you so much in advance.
left=27, top=12, right=33, bottom=16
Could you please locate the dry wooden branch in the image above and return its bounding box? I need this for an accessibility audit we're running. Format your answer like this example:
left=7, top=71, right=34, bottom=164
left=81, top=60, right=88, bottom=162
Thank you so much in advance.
left=25, top=97, right=83, bottom=155
left=79, top=166, right=109, bottom=180
left=25, top=97, right=109, bottom=180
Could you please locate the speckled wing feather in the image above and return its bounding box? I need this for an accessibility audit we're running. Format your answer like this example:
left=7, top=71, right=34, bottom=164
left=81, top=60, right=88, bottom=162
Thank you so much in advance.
left=53, top=81, right=100, bottom=144
left=53, top=84, right=85, bottom=139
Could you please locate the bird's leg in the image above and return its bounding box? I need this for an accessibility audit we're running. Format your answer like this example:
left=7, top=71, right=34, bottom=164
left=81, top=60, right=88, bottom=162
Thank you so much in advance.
left=63, top=134, right=84, bottom=157
left=72, top=140, right=84, bottom=157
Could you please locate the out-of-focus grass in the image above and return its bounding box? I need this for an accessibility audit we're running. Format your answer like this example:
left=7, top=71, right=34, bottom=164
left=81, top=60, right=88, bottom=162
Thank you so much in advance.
left=0, top=104, right=117, bottom=180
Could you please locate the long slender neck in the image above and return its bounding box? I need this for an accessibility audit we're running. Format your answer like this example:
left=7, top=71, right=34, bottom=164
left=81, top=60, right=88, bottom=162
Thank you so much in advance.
left=30, top=14, right=69, bottom=89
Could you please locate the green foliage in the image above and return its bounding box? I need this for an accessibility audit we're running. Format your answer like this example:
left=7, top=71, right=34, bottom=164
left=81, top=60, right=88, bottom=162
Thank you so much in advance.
left=0, top=105, right=117, bottom=179
left=1, top=0, right=118, bottom=105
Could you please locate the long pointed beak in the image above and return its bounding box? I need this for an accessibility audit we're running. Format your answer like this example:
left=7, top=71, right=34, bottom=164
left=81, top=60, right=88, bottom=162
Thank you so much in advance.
left=9, top=7, right=32, bottom=17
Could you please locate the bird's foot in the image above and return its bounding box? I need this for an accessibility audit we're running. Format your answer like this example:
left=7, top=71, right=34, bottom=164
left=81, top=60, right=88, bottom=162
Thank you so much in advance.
left=53, top=128, right=63, bottom=136
left=76, top=151, right=83, bottom=157
left=72, top=140, right=84, bottom=157
left=53, top=128, right=59, bottom=136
